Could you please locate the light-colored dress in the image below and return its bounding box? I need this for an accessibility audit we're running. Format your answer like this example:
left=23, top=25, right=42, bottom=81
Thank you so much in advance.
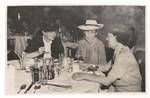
left=108, top=43, right=142, bottom=92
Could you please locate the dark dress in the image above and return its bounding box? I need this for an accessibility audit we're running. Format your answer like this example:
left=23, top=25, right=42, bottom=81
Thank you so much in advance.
left=24, top=35, right=64, bottom=59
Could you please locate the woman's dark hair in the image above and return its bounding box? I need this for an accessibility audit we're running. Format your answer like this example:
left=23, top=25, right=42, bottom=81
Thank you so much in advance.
left=41, top=22, right=59, bottom=32
left=113, top=32, right=133, bottom=48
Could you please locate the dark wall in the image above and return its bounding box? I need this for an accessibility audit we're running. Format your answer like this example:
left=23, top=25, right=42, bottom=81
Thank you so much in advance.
left=7, top=6, right=145, bottom=48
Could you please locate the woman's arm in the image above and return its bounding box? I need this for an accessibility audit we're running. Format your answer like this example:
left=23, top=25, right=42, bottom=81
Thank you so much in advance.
left=23, top=47, right=45, bottom=59
left=72, top=72, right=116, bottom=86
left=23, top=51, right=41, bottom=59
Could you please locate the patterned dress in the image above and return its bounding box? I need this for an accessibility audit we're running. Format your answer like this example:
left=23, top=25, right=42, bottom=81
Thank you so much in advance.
left=76, top=38, right=106, bottom=65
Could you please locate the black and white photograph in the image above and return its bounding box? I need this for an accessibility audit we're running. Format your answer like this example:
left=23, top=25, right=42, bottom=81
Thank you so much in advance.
left=5, top=5, right=145, bottom=94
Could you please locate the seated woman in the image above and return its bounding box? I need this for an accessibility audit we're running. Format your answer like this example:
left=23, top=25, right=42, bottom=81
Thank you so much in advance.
left=72, top=33, right=142, bottom=92
left=23, top=22, right=64, bottom=59
left=76, top=19, right=106, bottom=66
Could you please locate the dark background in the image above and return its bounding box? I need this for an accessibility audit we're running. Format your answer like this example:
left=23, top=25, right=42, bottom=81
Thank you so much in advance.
left=7, top=6, right=145, bottom=48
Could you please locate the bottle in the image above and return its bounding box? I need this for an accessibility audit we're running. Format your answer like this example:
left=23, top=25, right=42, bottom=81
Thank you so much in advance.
left=39, top=59, right=43, bottom=84
left=48, top=58, right=55, bottom=80
left=32, top=58, right=39, bottom=83
left=41, top=59, right=48, bottom=84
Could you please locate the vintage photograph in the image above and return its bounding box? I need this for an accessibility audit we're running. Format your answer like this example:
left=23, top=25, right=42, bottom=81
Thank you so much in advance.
left=6, top=6, right=145, bottom=94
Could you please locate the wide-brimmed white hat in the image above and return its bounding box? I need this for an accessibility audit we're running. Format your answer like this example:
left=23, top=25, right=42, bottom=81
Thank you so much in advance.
left=78, top=19, right=104, bottom=30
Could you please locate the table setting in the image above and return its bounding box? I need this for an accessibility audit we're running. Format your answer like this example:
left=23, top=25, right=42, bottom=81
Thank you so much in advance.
left=6, top=56, right=106, bottom=94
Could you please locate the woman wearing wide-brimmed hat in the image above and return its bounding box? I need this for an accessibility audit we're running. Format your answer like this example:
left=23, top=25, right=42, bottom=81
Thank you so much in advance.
left=76, top=19, right=106, bottom=65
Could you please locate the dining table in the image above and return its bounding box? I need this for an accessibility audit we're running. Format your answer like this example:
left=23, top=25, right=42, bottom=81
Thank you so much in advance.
left=6, top=59, right=107, bottom=95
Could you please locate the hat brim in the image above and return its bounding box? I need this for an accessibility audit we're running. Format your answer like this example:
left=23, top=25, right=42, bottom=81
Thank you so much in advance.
left=78, top=24, right=104, bottom=30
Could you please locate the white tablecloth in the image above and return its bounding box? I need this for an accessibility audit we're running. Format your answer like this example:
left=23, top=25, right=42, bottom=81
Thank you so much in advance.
left=6, top=60, right=100, bottom=94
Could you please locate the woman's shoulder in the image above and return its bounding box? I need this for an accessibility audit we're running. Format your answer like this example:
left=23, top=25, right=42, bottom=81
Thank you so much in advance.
left=117, top=44, right=131, bottom=57
left=78, top=39, right=87, bottom=45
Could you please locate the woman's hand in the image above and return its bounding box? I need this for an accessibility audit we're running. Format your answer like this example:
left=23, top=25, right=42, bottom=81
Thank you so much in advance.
left=38, top=47, right=45, bottom=54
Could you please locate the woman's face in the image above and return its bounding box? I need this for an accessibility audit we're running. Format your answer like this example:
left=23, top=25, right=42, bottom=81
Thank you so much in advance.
left=106, top=33, right=117, bottom=49
left=43, top=31, right=56, bottom=41
left=84, top=30, right=97, bottom=39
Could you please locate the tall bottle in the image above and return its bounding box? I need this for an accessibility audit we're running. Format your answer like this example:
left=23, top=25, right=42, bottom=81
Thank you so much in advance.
left=32, top=58, right=39, bottom=83
left=41, top=59, right=48, bottom=84
left=48, top=58, right=55, bottom=80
